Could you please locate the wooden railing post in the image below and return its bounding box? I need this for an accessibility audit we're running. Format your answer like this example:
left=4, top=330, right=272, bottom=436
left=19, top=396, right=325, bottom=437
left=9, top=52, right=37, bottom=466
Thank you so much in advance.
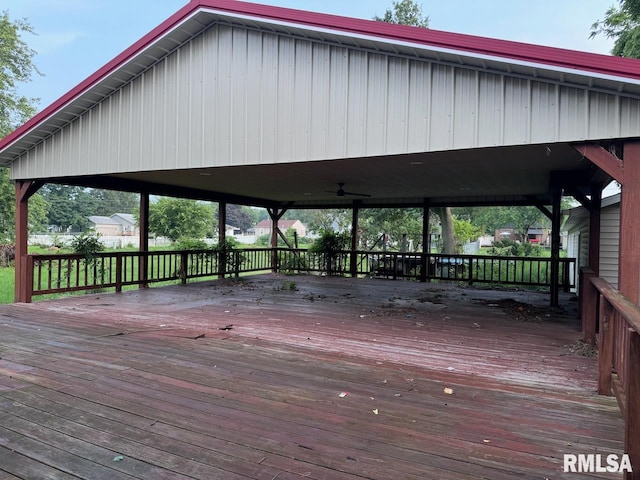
left=624, top=331, right=640, bottom=479
left=581, top=268, right=597, bottom=345
left=115, top=253, right=123, bottom=293
left=598, top=298, right=614, bottom=395
left=24, top=255, right=34, bottom=304
left=180, top=251, right=188, bottom=285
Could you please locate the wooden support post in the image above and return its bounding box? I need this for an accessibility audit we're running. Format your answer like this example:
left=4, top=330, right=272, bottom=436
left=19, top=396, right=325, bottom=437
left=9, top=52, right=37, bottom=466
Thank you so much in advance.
left=620, top=142, right=640, bottom=305
left=625, top=331, right=640, bottom=479
left=14, top=180, right=42, bottom=303
left=581, top=268, right=597, bottom=345
left=350, top=201, right=360, bottom=277
left=219, top=201, right=227, bottom=278
left=549, top=188, right=562, bottom=307
left=598, top=298, right=614, bottom=395
left=268, top=208, right=286, bottom=272
left=589, top=183, right=602, bottom=277
left=139, top=193, right=149, bottom=289
left=421, top=200, right=430, bottom=283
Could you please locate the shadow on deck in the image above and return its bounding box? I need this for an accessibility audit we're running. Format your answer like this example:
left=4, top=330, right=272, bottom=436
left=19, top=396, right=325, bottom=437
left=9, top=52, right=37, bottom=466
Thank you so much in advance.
left=0, top=274, right=624, bottom=479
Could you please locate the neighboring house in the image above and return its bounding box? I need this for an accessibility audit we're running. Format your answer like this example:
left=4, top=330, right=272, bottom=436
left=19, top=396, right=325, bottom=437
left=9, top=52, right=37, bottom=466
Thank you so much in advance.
left=88, top=213, right=138, bottom=236
left=253, top=219, right=307, bottom=238
left=111, top=213, right=138, bottom=236
left=494, top=227, right=518, bottom=243
left=495, top=226, right=550, bottom=245
left=563, top=193, right=621, bottom=290
left=88, top=216, right=122, bottom=236
left=225, top=224, right=242, bottom=236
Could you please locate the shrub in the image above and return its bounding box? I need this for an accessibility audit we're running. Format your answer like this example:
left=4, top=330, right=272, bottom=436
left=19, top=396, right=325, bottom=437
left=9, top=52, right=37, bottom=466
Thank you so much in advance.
left=309, top=230, right=350, bottom=275
left=0, top=244, right=15, bottom=267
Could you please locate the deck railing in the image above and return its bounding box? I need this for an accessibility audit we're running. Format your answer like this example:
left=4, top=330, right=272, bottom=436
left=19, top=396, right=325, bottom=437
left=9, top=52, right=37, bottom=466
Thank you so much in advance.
left=581, top=271, right=640, bottom=478
left=25, top=248, right=575, bottom=301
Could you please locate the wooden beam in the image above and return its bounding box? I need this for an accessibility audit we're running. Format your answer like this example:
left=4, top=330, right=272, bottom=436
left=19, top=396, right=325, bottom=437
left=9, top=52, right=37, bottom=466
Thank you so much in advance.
left=219, top=202, right=227, bottom=277
left=574, top=144, right=624, bottom=184
left=564, top=186, right=592, bottom=211
left=620, top=141, right=640, bottom=304
left=421, top=199, right=430, bottom=283
left=549, top=188, right=562, bottom=307
left=14, top=180, right=43, bottom=303
left=350, top=201, right=360, bottom=277
left=139, top=193, right=149, bottom=289
left=588, top=183, right=602, bottom=277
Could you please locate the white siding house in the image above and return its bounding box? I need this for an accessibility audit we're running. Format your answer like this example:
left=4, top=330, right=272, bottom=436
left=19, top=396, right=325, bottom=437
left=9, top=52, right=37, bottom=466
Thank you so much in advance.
left=563, top=193, right=621, bottom=290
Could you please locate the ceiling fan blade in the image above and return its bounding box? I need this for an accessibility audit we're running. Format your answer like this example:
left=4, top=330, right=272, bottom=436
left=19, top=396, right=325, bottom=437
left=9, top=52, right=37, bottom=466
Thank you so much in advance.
left=343, top=191, right=372, bottom=197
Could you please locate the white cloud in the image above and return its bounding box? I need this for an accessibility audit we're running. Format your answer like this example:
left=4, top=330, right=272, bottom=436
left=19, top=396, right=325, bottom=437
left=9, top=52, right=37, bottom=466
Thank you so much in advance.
left=31, top=30, right=87, bottom=55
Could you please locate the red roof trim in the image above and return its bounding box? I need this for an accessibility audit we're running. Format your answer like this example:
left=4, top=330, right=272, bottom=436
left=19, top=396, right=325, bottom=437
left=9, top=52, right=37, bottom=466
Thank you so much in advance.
left=3, top=0, right=640, bottom=153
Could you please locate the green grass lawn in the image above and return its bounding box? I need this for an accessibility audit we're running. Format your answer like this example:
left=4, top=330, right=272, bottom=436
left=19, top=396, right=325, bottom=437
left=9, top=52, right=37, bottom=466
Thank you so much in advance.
left=0, top=268, right=14, bottom=304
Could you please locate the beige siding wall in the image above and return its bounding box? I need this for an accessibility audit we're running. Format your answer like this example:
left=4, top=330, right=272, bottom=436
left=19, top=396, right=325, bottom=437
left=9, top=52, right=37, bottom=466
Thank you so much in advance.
left=11, top=25, right=640, bottom=179
left=600, top=204, right=620, bottom=288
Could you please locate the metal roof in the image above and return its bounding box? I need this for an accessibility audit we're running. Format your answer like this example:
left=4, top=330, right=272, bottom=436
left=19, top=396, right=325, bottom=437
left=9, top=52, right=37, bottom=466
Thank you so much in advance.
left=2, top=0, right=640, bottom=166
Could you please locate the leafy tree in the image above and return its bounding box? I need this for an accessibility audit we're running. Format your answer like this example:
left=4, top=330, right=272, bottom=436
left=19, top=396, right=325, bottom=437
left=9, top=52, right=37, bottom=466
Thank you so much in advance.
left=374, top=0, right=430, bottom=28
left=359, top=208, right=423, bottom=250
left=226, top=204, right=256, bottom=232
left=41, top=185, right=98, bottom=232
left=0, top=11, right=41, bottom=242
left=148, top=197, right=214, bottom=242
left=452, top=216, right=482, bottom=251
left=591, top=0, right=640, bottom=57
left=92, top=189, right=138, bottom=216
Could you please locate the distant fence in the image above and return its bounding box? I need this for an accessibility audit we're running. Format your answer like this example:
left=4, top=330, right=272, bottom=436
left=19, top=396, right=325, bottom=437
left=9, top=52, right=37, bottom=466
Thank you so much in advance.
left=23, top=247, right=575, bottom=302
left=29, top=234, right=172, bottom=249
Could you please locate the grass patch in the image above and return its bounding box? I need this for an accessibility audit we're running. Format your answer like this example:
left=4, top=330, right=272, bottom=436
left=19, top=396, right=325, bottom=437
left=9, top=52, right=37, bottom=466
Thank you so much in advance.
left=0, top=268, right=14, bottom=304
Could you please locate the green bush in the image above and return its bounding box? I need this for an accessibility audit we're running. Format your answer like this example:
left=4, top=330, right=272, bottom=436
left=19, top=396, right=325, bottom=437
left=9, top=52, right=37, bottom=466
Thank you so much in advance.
left=309, top=230, right=350, bottom=275
left=174, top=238, right=208, bottom=251
left=70, top=232, right=104, bottom=259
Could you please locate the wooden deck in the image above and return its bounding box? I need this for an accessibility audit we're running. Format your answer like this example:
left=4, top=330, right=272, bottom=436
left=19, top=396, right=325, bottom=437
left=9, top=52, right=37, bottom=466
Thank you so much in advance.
left=0, top=274, right=624, bottom=479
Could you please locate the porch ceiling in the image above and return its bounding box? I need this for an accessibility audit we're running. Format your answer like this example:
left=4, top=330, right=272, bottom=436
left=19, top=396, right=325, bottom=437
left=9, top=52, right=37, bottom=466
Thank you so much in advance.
left=67, top=142, right=594, bottom=208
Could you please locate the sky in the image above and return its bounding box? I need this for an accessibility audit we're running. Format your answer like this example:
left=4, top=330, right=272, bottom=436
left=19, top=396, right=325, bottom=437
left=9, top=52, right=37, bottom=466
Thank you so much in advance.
left=5, top=0, right=617, bottom=112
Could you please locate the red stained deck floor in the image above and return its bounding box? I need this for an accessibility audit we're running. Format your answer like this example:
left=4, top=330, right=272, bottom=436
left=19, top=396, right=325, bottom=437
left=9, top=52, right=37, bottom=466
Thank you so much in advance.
left=0, top=274, right=624, bottom=479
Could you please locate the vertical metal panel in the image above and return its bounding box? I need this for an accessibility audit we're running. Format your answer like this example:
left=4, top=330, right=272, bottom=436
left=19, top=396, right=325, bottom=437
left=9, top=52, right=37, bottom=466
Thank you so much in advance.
left=477, top=72, right=503, bottom=146
left=386, top=57, right=409, bottom=153
left=346, top=50, right=368, bottom=156
left=452, top=68, right=478, bottom=148
left=291, top=39, right=312, bottom=160
left=260, top=32, right=278, bottom=163
left=230, top=28, right=248, bottom=164
left=589, top=92, right=619, bottom=139
left=365, top=53, right=388, bottom=156
left=620, top=97, right=640, bottom=137
left=503, top=77, right=530, bottom=144
left=530, top=82, right=558, bottom=143
left=558, top=86, right=587, bottom=140
left=429, top=64, right=453, bottom=150
left=407, top=62, right=430, bottom=152
left=214, top=25, right=233, bottom=165
left=327, top=46, right=348, bottom=159
left=245, top=30, right=264, bottom=163
left=276, top=34, right=295, bottom=163
left=309, top=42, right=331, bottom=160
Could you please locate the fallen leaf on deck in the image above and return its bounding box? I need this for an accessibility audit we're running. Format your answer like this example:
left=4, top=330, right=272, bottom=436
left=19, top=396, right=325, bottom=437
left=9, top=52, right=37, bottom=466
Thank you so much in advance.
left=372, top=409, right=379, bottom=415
left=113, top=455, right=124, bottom=462
left=483, top=439, right=491, bottom=443
left=219, top=325, right=233, bottom=331
left=443, top=387, right=454, bottom=395
left=338, top=391, right=349, bottom=398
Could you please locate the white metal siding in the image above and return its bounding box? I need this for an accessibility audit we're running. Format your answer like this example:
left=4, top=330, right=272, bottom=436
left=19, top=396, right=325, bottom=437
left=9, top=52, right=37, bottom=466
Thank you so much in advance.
left=600, top=204, right=620, bottom=288
left=11, top=24, right=640, bottom=179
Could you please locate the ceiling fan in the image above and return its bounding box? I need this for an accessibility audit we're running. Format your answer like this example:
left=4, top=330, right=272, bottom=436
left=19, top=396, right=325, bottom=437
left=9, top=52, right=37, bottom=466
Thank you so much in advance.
left=328, top=182, right=371, bottom=197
